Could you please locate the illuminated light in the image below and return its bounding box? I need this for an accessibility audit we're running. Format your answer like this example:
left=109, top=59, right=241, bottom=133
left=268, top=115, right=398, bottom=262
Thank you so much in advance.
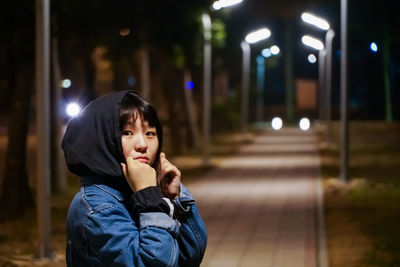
left=261, top=48, right=272, bottom=58
left=301, top=12, right=330, bottom=30
left=271, top=117, right=283, bottom=130
left=299, top=117, right=310, bottom=131
left=61, top=79, right=71, bottom=88
left=185, top=81, right=194, bottom=90
left=66, top=103, right=81, bottom=118
left=302, top=35, right=324, bottom=50
left=245, top=28, right=271, bottom=44
left=120, top=28, right=130, bottom=37
left=270, top=45, right=280, bottom=55
left=370, top=42, right=378, bottom=52
left=308, top=54, right=317, bottom=63
left=128, top=77, right=136, bottom=86
left=212, top=1, right=222, bottom=10
left=212, top=0, right=243, bottom=10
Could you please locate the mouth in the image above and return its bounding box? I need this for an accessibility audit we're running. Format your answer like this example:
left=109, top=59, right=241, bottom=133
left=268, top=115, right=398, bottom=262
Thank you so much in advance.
left=135, top=156, right=149, bottom=164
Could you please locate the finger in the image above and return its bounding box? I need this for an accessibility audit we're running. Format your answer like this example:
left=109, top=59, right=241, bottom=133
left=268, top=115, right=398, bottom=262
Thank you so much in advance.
left=120, top=163, right=127, bottom=177
left=160, top=152, right=166, bottom=159
left=164, top=166, right=180, bottom=177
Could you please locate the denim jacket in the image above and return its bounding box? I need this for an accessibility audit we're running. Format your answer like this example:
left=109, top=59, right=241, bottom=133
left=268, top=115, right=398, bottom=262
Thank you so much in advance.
left=66, top=178, right=207, bottom=267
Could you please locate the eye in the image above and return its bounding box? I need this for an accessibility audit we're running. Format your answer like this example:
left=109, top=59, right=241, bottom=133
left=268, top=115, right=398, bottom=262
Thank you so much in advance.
left=146, top=131, right=157, bottom=137
left=121, top=130, right=133, bottom=136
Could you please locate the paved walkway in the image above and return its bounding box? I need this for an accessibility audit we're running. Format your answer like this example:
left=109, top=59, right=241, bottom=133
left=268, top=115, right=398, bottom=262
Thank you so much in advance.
left=187, top=127, right=324, bottom=267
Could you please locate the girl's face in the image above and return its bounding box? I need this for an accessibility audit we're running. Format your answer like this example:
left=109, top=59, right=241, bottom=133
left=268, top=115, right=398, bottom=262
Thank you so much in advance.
left=121, top=112, right=159, bottom=166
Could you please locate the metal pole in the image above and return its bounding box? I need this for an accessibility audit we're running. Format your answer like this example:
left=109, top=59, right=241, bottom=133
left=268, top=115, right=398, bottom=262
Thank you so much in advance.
left=241, top=41, right=251, bottom=131
left=325, top=29, right=335, bottom=143
left=340, top=0, right=348, bottom=183
left=285, top=22, right=294, bottom=123
left=256, top=55, right=265, bottom=123
left=318, top=49, right=326, bottom=121
left=202, top=13, right=212, bottom=165
left=35, top=0, right=52, bottom=258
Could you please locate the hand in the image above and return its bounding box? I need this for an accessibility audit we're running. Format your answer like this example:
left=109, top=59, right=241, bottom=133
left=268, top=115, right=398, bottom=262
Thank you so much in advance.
left=157, top=152, right=181, bottom=200
left=121, top=157, right=156, bottom=192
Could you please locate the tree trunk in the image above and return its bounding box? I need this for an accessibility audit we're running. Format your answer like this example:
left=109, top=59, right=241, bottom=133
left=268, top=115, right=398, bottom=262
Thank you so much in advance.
left=382, top=24, right=393, bottom=123
left=0, top=63, right=34, bottom=220
left=182, top=68, right=199, bottom=148
left=83, top=49, right=96, bottom=100
left=51, top=36, right=67, bottom=193
left=160, top=61, right=183, bottom=155
left=137, top=46, right=151, bottom=100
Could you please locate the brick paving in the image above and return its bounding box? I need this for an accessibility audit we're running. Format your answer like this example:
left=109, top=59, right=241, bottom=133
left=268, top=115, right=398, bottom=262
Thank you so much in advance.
left=187, top=128, right=322, bottom=267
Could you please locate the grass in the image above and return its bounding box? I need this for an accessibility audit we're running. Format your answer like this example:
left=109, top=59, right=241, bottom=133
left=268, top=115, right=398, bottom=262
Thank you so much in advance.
left=319, top=121, right=400, bottom=267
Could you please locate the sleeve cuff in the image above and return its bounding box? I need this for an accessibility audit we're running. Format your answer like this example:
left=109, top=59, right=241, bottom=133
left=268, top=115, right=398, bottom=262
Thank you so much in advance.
left=172, top=184, right=195, bottom=218
left=130, top=186, right=170, bottom=215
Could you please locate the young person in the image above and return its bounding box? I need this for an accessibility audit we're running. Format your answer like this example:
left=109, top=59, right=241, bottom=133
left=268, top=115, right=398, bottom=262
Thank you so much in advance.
left=62, top=90, right=207, bottom=266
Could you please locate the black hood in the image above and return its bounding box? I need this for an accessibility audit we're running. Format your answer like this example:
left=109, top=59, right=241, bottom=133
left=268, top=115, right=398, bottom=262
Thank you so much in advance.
left=62, top=90, right=130, bottom=179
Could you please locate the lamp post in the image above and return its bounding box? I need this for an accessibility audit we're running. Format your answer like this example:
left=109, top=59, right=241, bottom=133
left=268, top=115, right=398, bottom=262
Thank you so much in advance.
left=241, top=28, right=271, bottom=131
left=202, top=0, right=243, bottom=165
left=301, top=12, right=335, bottom=137
left=340, top=0, right=349, bottom=182
left=301, top=35, right=325, bottom=124
left=256, top=45, right=280, bottom=123
left=35, top=0, right=52, bottom=258
left=202, top=13, right=212, bottom=165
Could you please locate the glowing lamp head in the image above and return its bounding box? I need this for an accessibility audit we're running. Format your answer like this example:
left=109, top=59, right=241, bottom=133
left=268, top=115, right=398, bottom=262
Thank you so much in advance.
left=370, top=42, right=378, bottom=53
left=66, top=103, right=81, bottom=118
left=299, top=117, right=310, bottom=131
left=261, top=48, right=272, bottom=58
left=245, top=28, right=271, bottom=44
left=270, top=45, right=280, bottom=55
left=308, top=54, right=317, bottom=63
left=271, top=117, right=283, bottom=130
left=61, top=79, right=71, bottom=88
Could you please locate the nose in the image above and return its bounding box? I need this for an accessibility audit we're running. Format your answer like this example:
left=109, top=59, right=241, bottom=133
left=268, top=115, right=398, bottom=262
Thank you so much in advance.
left=134, top=133, right=147, bottom=152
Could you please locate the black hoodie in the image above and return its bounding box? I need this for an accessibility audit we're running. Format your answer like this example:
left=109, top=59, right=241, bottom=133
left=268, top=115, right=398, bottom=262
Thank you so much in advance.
left=61, top=90, right=129, bottom=180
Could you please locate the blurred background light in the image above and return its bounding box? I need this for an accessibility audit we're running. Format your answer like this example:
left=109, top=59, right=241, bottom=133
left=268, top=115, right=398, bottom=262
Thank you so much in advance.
left=370, top=42, right=378, bottom=52
left=61, top=79, right=71, bottom=88
left=299, top=117, right=310, bottom=131
left=120, top=28, right=130, bottom=37
left=245, top=28, right=271, bottom=44
left=308, top=54, right=317, bottom=63
left=302, top=35, right=324, bottom=50
left=271, top=117, right=283, bottom=130
left=212, top=0, right=243, bottom=10
left=128, top=77, right=136, bottom=86
left=185, top=81, right=194, bottom=90
left=270, top=45, right=280, bottom=55
left=261, top=48, right=271, bottom=58
left=66, top=103, right=81, bottom=118
left=301, top=12, right=330, bottom=30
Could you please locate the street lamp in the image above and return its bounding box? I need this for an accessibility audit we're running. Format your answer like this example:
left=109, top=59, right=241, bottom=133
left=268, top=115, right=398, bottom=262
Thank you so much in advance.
left=301, top=35, right=326, bottom=124
left=202, top=0, right=243, bottom=165
left=256, top=45, right=280, bottom=123
left=241, top=27, right=271, bottom=131
left=301, top=12, right=335, bottom=134
left=212, top=0, right=243, bottom=10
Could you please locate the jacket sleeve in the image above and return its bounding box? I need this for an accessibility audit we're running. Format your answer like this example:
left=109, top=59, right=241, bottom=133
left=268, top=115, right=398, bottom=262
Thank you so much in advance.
left=84, top=190, right=180, bottom=267
left=174, top=184, right=208, bottom=267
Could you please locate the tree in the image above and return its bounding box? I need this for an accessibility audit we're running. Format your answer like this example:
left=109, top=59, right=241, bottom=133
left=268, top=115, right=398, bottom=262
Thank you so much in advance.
left=0, top=0, right=35, bottom=220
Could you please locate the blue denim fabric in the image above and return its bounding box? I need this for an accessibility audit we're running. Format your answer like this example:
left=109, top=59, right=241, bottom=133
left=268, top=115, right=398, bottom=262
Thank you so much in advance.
left=66, top=180, right=207, bottom=267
